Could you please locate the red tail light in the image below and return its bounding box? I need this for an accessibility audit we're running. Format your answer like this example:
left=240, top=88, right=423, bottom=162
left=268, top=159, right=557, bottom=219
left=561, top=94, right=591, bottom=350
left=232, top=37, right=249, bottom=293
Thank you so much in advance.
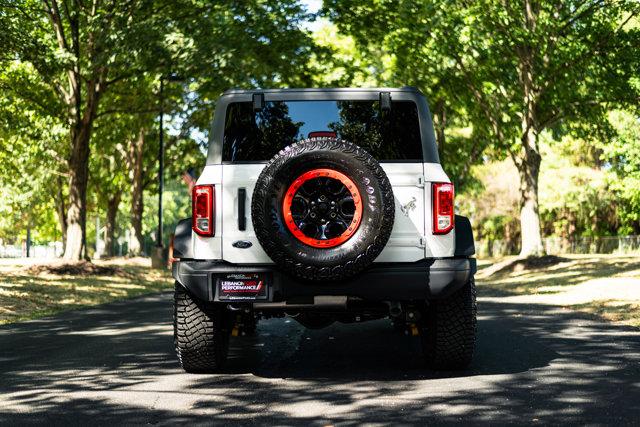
left=192, top=185, right=215, bottom=236
left=432, top=182, right=454, bottom=234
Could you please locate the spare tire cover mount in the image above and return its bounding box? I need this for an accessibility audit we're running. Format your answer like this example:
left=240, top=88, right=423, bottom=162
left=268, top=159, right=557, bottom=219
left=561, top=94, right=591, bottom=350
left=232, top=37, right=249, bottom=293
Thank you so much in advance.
left=282, top=168, right=363, bottom=248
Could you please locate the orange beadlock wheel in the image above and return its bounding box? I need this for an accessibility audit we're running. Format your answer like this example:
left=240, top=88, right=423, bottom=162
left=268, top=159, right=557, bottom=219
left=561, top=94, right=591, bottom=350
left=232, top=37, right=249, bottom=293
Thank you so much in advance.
left=282, top=168, right=363, bottom=248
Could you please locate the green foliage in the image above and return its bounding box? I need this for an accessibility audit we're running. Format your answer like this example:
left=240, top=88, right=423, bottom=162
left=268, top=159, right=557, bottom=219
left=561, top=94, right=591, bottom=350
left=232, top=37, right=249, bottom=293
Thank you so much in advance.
left=0, top=0, right=639, bottom=253
left=456, top=158, right=521, bottom=246
left=539, top=170, right=618, bottom=238
left=325, top=0, right=640, bottom=254
left=170, top=0, right=315, bottom=133
left=307, top=21, right=382, bottom=87
left=0, top=0, right=315, bottom=249
left=466, top=125, right=640, bottom=249
left=142, top=178, right=192, bottom=246
left=0, top=60, right=68, bottom=242
left=324, top=0, right=640, bottom=167
left=601, top=110, right=640, bottom=234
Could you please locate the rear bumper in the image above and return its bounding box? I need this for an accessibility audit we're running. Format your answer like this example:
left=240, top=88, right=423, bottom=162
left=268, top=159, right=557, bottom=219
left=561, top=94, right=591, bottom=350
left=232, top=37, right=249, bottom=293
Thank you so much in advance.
left=172, top=258, right=476, bottom=303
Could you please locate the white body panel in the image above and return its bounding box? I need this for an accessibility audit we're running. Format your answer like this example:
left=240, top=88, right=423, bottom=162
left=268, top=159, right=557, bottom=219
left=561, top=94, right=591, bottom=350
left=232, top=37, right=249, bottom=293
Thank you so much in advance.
left=374, top=163, right=425, bottom=262
left=423, top=162, right=455, bottom=258
left=220, top=164, right=271, bottom=263
left=191, top=162, right=456, bottom=263
left=192, top=165, right=223, bottom=260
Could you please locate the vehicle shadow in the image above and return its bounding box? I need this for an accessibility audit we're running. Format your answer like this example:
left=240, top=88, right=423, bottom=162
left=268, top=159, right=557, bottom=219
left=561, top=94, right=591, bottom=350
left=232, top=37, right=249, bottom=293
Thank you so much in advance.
left=194, top=300, right=640, bottom=423
left=0, top=292, right=639, bottom=425
left=221, top=303, right=560, bottom=381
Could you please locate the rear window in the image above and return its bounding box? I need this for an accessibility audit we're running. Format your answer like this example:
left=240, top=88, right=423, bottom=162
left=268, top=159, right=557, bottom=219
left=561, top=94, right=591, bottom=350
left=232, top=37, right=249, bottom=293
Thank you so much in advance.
left=222, top=100, right=423, bottom=162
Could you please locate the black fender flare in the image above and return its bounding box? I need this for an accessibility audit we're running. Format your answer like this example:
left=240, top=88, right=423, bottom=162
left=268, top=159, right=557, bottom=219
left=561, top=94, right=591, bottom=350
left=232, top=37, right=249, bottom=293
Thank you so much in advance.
left=172, top=218, right=193, bottom=259
left=454, top=215, right=475, bottom=257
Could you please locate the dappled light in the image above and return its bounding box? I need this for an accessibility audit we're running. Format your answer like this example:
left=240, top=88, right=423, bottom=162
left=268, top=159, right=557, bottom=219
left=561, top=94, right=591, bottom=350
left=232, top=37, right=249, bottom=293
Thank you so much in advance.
left=0, top=259, right=172, bottom=324
left=479, top=255, right=640, bottom=326
left=1, top=293, right=639, bottom=424
left=0, top=0, right=639, bottom=423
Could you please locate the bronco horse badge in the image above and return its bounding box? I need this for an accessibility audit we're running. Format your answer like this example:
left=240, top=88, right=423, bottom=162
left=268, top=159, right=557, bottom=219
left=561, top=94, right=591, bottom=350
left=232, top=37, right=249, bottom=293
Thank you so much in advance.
left=401, top=197, right=417, bottom=216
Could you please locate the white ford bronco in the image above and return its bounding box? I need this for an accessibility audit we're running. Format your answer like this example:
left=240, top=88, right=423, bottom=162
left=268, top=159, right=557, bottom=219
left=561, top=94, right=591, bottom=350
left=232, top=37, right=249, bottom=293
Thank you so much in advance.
left=171, top=87, right=477, bottom=372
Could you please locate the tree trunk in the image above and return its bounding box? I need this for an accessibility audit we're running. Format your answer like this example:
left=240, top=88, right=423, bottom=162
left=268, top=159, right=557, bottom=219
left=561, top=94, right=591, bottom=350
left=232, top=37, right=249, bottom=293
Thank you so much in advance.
left=63, top=83, right=102, bottom=260
left=515, top=1, right=545, bottom=258
left=63, top=124, right=92, bottom=260
left=105, top=193, right=121, bottom=257
left=55, top=176, right=67, bottom=252
left=517, top=124, right=544, bottom=257
left=128, top=129, right=145, bottom=256
left=46, top=0, right=105, bottom=260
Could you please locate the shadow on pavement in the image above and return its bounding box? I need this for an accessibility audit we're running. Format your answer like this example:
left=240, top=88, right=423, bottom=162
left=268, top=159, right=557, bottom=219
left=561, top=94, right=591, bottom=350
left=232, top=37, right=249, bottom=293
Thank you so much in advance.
left=1, top=292, right=639, bottom=424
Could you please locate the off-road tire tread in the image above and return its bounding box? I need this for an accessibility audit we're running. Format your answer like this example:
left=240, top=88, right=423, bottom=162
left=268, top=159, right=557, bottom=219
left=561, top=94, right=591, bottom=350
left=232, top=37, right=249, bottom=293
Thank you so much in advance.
left=252, top=137, right=395, bottom=281
left=174, top=282, right=229, bottom=373
left=422, top=278, right=477, bottom=370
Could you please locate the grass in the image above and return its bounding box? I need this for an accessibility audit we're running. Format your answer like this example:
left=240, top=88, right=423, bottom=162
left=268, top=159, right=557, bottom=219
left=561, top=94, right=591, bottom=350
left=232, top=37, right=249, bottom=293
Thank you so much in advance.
left=571, top=300, right=640, bottom=326
left=0, top=258, right=173, bottom=325
left=478, top=254, right=640, bottom=327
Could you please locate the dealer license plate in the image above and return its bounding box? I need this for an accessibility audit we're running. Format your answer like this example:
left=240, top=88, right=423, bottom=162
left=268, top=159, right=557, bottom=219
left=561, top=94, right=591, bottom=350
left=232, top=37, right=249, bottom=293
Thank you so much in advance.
left=216, top=273, right=268, bottom=301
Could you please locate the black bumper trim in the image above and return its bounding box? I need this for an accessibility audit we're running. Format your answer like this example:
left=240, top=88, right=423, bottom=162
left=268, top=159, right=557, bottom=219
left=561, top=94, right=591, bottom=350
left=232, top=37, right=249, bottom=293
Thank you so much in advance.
left=172, top=258, right=476, bottom=303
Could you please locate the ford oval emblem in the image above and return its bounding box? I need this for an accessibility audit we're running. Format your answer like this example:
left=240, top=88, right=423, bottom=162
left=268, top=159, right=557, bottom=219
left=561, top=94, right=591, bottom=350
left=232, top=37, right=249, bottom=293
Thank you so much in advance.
left=232, top=240, right=253, bottom=249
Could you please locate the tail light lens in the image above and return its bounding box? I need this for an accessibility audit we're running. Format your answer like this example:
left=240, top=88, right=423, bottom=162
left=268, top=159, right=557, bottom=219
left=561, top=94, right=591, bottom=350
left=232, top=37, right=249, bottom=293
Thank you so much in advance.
left=432, top=182, right=454, bottom=234
left=192, top=185, right=215, bottom=236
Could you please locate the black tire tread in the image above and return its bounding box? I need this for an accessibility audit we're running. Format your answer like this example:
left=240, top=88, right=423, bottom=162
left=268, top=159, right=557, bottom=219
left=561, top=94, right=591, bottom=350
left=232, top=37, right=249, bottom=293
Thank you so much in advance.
left=173, top=282, right=229, bottom=373
left=422, top=278, right=477, bottom=370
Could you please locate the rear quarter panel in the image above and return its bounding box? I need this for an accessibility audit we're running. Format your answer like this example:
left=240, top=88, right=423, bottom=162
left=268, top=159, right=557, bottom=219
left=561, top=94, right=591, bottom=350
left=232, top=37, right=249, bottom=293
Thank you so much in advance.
left=423, top=162, right=455, bottom=258
left=192, top=165, right=223, bottom=260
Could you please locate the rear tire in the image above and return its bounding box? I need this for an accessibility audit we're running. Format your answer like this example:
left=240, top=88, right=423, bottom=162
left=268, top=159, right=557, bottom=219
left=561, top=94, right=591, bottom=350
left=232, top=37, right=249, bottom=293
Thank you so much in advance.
left=421, top=278, right=477, bottom=370
left=174, top=282, right=230, bottom=373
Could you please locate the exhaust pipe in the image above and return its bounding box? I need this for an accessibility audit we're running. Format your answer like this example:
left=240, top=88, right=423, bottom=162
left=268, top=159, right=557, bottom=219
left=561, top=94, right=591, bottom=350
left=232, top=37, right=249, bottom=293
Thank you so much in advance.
left=253, top=295, right=348, bottom=310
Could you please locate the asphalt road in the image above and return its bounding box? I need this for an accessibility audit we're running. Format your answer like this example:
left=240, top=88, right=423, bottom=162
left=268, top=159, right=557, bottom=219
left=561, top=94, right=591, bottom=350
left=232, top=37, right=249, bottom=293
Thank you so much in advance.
left=1, top=291, right=640, bottom=425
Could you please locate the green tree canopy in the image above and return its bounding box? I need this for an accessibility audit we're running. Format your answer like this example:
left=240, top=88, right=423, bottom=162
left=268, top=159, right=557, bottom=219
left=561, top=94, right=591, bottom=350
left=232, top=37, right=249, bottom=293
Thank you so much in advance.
left=324, top=0, right=640, bottom=255
left=0, top=0, right=315, bottom=258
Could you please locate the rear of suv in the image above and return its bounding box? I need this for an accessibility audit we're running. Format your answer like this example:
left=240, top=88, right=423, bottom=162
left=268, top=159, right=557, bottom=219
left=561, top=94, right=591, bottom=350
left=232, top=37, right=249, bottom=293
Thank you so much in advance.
left=171, top=87, right=477, bottom=372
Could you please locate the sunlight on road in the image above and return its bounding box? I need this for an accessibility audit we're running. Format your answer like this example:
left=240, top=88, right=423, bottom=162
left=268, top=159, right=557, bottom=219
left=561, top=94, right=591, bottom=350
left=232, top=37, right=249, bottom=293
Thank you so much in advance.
left=479, top=255, right=640, bottom=326
left=1, top=294, right=639, bottom=424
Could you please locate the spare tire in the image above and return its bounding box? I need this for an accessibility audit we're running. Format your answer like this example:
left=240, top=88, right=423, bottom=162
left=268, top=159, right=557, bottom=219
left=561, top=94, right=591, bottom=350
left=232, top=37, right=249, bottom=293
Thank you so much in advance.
left=251, top=137, right=394, bottom=281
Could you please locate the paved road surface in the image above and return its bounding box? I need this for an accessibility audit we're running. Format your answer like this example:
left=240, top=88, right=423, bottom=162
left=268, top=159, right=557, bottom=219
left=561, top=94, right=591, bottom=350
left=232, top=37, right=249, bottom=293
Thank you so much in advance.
left=1, top=291, right=639, bottom=425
